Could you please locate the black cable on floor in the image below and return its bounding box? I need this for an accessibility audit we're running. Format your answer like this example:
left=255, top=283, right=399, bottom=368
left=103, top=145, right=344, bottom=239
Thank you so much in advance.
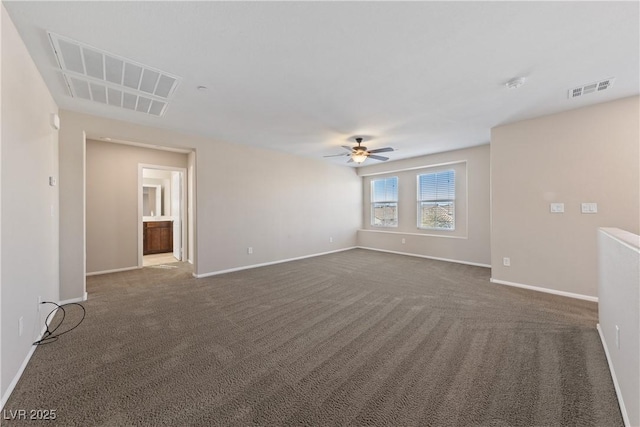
left=33, top=301, right=86, bottom=345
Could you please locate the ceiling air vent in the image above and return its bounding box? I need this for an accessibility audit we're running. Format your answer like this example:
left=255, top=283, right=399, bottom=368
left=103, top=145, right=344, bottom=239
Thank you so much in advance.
left=48, top=32, right=181, bottom=117
left=568, top=77, right=615, bottom=99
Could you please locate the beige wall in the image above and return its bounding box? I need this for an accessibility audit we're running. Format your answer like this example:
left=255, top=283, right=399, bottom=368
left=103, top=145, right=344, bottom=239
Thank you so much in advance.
left=86, top=140, right=188, bottom=273
left=356, top=144, right=491, bottom=266
left=1, top=5, right=59, bottom=403
left=60, top=111, right=362, bottom=299
left=491, top=96, right=640, bottom=299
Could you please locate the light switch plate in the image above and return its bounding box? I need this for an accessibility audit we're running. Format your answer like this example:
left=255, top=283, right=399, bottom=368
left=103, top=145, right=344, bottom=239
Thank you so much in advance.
left=581, top=203, right=598, bottom=214
left=550, top=203, right=564, bottom=213
left=50, top=113, right=60, bottom=130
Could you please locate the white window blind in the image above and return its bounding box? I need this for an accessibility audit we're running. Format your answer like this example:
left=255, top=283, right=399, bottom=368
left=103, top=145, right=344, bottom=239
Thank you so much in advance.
left=417, top=170, right=455, bottom=230
left=371, top=176, right=398, bottom=227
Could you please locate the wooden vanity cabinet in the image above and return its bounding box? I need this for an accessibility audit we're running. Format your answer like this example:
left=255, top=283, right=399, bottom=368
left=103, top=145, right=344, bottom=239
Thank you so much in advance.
left=143, top=221, right=173, bottom=254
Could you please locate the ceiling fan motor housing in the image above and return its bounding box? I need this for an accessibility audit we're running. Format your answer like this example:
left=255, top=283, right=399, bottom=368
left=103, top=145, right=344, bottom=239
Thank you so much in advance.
left=354, top=137, right=366, bottom=152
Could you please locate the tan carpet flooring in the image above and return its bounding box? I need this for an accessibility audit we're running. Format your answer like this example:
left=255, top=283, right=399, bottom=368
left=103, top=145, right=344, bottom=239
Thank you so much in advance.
left=4, top=249, right=623, bottom=426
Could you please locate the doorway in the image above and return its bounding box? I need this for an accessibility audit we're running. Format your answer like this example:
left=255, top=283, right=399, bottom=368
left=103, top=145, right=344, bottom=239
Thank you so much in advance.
left=138, top=165, right=188, bottom=267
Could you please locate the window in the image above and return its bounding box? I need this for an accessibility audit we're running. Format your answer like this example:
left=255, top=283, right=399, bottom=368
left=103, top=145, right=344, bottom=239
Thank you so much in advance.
left=417, top=170, right=455, bottom=230
left=371, top=176, right=398, bottom=227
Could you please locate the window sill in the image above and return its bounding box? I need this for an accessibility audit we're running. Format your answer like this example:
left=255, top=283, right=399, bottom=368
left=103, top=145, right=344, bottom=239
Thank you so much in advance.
left=358, top=229, right=468, bottom=240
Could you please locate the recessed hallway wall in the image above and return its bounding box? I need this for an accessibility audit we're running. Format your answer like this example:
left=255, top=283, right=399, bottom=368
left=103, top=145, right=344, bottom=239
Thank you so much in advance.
left=86, top=140, right=188, bottom=274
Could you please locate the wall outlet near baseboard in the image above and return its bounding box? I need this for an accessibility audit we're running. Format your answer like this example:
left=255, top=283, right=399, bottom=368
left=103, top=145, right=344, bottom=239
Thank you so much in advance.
left=247, top=247, right=253, bottom=254
left=329, top=237, right=333, bottom=243
left=503, top=257, right=511, bottom=267
left=401, top=238, right=406, bottom=244
left=615, top=325, right=620, bottom=349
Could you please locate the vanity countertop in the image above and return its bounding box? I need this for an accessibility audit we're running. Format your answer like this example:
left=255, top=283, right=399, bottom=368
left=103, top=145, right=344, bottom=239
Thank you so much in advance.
left=143, top=216, right=174, bottom=222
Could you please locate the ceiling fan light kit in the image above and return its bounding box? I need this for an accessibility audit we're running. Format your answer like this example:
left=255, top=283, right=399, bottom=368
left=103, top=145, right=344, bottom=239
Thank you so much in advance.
left=324, top=137, right=394, bottom=165
left=351, top=152, right=368, bottom=163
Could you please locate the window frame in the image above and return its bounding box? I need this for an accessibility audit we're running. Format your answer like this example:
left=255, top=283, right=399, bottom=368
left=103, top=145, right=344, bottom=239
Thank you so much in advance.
left=370, top=176, right=399, bottom=228
left=416, top=169, right=456, bottom=231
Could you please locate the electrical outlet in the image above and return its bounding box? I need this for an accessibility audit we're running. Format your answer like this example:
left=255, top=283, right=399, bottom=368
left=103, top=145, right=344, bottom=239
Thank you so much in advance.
left=329, top=237, right=333, bottom=243
left=615, top=325, right=620, bottom=349
left=19, top=317, right=24, bottom=336
left=247, top=247, right=253, bottom=254
left=401, top=238, right=406, bottom=244
left=503, top=257, right=511, bottom=267
left=550, top=203, right=564, bottom=213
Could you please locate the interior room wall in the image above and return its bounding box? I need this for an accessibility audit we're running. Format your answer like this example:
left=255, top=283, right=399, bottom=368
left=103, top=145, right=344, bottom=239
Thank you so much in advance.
left=356, top=144, right=490, bottom=266
left=1, top=4, right=59, bottom=405
left=60, top=111, right=362, bottom=299
left=491, top=96, right=640, bottom=299
left=86, top=140, right=188, bottom=274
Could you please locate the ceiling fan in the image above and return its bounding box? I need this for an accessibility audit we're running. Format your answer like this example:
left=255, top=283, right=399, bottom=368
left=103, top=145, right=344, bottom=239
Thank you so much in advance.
left=324, top=137, right=394, bottom=164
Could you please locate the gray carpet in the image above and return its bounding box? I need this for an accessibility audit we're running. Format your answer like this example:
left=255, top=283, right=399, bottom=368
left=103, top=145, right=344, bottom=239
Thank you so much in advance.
left=4, top=249, right=623, bottom=426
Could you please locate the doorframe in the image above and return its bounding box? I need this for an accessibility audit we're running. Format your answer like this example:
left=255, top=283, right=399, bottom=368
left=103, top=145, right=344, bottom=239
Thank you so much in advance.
left=138, top=164, right=188, bottom=267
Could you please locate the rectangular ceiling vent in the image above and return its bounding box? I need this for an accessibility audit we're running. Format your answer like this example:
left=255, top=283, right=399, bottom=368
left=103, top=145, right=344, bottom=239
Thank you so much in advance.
left=48, top=32, right=181, bottom=117
left=568, top=77, right=615, bottom=99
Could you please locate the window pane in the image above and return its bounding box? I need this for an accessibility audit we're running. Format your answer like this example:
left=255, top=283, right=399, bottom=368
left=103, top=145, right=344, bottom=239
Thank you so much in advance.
left=371, top=177, right=398, bottom=203
left=372, top=202, right=398, bottom=227
left=371, top=177, right=399, bottom=227
left=418, top=170, right=455, bottom=201
left=417, top=170, right=455, bottom=230
left=419, top=201, right=454, bottom=229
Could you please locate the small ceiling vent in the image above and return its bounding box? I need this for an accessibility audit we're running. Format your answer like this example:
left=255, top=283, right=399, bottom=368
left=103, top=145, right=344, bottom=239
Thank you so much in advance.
left=48, top=32, right=181, bottom=117
left=568, top=78, right=615, bottom=99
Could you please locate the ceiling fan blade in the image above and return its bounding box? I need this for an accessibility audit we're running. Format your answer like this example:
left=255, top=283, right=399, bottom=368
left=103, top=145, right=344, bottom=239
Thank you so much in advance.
left=368, top=147, right=394, bottom=154
left=323, top=153, right=349, bottom=157
left=341, top=145, right=353, bottom=152
left=347, top=158, right=354, bottom=163
left=368, top=154, right=389, bottom=161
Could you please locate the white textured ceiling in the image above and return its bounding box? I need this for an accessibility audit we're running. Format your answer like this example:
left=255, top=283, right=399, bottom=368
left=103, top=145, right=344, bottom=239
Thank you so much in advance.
left=4, top=1, right=639, bottom=165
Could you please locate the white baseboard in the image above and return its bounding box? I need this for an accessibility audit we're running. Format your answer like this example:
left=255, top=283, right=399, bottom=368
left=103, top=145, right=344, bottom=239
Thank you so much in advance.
left=489, top=278, right=598, bottom=302
left=597, top=324, right=630, bottom=427
left=59, top=292, right=88, bottom=305
left=86, top=266, right=140, bottom=276
left=0, top=339, right=40, bottom=410
left=357, top=246, right=491, bottom=268
left=193, top=247, right=357, bottom=278
left=1, top=289, right=89, bottom=410
left=0, top=308, right=59, bottom=411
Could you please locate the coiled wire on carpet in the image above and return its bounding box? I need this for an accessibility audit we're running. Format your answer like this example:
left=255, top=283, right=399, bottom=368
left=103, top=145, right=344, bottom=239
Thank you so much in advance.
left=33, top=301, right=86, bottom=345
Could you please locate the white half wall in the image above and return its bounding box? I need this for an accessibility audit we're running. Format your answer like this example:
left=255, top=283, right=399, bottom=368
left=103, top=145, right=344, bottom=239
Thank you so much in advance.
left=598, top=227, right=640, bottom=427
